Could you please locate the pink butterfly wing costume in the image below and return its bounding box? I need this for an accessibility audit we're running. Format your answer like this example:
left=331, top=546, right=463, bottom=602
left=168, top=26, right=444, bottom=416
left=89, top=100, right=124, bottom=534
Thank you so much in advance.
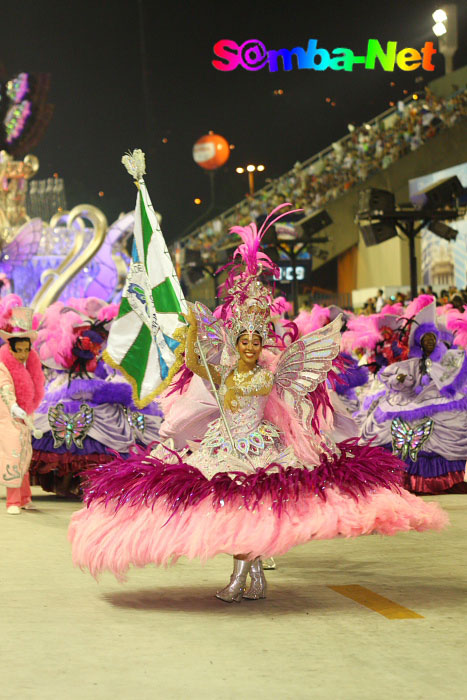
left=69, top=305, right=447, bottom=580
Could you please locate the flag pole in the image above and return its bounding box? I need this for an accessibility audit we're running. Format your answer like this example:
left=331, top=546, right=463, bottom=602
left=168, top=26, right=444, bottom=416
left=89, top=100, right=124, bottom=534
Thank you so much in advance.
left=194, top=336, right=237, bottom=453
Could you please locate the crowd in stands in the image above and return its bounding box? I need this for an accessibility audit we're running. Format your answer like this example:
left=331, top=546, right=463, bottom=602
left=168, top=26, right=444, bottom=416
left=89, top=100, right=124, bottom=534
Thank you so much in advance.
left=183, top=87, right=467, bottom=260
left=361, top=285, right=467, bottom=315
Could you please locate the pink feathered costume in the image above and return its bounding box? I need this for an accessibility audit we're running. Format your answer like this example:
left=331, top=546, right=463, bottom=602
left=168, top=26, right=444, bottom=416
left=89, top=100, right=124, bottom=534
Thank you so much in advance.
left=69, top=204, right=447, bottom=582
left=0, top=343, right=45, bottom=505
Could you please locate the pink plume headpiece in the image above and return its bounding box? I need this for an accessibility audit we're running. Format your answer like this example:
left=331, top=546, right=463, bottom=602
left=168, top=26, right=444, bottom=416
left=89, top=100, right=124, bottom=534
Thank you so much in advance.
left=271, top=296, right=293, bottom=317
left=217, top=203, right=302, bottom=343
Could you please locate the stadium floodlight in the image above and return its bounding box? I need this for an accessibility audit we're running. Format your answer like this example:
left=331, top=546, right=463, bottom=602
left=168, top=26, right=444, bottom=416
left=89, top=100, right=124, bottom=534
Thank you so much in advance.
left=431, top=4, right=458, bottom=73
left=236, top=163, right=266, bottom=194
left=432, top=9, right=447, bottom=23
left=432, top=22, right=447, bottom=36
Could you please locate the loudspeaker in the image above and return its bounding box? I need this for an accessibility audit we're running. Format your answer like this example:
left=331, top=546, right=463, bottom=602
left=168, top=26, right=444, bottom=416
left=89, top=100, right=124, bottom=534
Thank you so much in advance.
left=214, top=247, right=229, bottom=265
left=261, top=227, right=278, bottom=246
left=264, top=244, right=281, bottom=264
left=300, top=209, right=333, bottom=237
left=421, top=176, right=464, bottom=208
left=428, top=221, right=458, bottom=241
left=183, top=247, right=203, bottom=266
left=359, top=220, right=396, bottom=247
left=359, top=188, right=395, bottom=214
left=181, top=246, right=205, bottom=285
left=183, top=265, right=205, bottom=286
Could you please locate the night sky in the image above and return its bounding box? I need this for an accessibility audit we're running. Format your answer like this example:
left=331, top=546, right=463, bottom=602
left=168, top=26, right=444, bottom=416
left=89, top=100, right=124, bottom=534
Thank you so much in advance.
left=2, top=0, right=466, bottom=242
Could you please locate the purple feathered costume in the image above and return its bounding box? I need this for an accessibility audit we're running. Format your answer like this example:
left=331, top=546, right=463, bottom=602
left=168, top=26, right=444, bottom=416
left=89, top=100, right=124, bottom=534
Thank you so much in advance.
left=358, top=301, right=467, bottom=494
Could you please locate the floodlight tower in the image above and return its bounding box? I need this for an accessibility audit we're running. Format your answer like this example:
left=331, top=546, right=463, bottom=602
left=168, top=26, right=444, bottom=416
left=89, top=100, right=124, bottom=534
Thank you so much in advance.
left=432, top=5, right=458, bottom=74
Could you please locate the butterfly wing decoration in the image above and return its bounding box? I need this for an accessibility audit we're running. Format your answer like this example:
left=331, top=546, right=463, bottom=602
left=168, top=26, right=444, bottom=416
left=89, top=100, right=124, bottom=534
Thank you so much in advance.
left=0, top=218, right=43, bottom=274
left=1, top=73, right=32, bottom=152
left=191, top=301, right=236, bottom=365
left=47, top=403, right=68, bottom=448
left=48, top=402, right=94, bottom=449
left=391, top=417, right=434, bottom=461
left=274, top=314, right=342, bottom=431
left=0, top=72, right=54, bottom=157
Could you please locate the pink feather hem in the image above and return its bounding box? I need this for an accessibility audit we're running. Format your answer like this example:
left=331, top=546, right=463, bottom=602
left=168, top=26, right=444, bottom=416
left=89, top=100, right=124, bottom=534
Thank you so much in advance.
left=69, top=488, right=448, bottom=581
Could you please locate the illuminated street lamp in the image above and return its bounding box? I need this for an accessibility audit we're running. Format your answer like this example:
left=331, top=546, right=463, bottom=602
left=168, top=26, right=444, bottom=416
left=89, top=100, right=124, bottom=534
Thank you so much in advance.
left=432, top=9, right=447, bottom=23
left=432, top=22, right=446, bottom=37
left=236, top=164, right=265, bottom=195
left=432, top=5, right=458, bottom=73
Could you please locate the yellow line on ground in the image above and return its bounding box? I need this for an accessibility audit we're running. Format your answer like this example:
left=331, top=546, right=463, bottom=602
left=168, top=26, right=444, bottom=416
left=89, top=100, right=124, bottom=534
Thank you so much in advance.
left=328, top=585, right=424, bottom=619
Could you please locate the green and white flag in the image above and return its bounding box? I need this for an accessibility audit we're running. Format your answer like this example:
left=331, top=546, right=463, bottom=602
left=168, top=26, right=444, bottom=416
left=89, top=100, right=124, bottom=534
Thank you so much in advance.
left=104, top=149, right=187, bottom=408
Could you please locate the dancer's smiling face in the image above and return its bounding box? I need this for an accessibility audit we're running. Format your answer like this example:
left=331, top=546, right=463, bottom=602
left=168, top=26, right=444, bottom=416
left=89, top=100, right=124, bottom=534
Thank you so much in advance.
left=236, top=332, right=262, bottom=367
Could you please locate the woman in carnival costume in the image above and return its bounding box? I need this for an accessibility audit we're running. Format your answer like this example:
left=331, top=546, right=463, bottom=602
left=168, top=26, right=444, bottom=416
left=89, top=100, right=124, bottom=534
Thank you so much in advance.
left=358, top=298, right=467, bottom=494
left=341, top=305, right=415, bottom=423
left=0, top=307, right=45, bottom=513
left=30, top=297, right=163, bottom=497
left=69, top=207, right=447, bottom=603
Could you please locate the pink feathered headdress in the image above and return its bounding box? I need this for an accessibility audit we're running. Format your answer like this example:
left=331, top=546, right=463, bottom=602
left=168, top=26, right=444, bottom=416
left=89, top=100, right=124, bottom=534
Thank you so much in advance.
left=216, top=203, right=302, bottom=306
left=0, top=293, right=24, bottom=331
left=403, top=294, right=436, bottom=319
left=34, top=298, right=119, bottom=370
left=294, top=305, right=330, bottom=336
left=341, top=314, right=381, bottom=352
left=380, top=302, right=403, bottom=315
left=445, top=307, right=467, bottom=348
left=215, top=203, right=303, bottom=347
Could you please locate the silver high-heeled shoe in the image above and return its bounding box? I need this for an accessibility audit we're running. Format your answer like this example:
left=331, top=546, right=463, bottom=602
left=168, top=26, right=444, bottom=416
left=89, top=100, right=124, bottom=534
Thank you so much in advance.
left=216, top=558, right=251, bottom=603
left=243, top=556, right=267, bottom=600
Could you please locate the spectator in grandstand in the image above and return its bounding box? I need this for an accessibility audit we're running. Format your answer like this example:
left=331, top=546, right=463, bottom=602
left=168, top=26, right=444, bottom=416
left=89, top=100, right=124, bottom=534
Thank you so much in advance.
left=375, top=289, right=385, bottom=313
left=450, top=294, right=465, bottom=312
left=363, top=298, right=376, bottom=315
left=439, top=290, right=450, bottom=305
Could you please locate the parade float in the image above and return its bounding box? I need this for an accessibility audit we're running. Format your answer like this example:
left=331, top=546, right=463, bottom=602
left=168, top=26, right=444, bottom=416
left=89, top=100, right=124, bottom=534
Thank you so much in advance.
left=0, top=73, right=165, bottom=496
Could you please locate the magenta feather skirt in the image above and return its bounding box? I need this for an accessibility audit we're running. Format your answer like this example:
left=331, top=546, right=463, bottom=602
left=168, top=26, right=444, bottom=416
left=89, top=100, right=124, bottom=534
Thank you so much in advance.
left=69, top=439, right=448, bottom=580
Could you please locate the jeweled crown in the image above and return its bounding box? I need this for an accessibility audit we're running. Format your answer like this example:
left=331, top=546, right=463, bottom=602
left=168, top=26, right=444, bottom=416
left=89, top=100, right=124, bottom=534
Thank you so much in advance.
left=227, top=278, right=271, bottom=344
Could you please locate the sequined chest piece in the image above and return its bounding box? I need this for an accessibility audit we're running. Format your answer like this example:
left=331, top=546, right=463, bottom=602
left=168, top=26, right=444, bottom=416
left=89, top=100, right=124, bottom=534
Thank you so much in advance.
left=205, top=368, right=277, bottom=456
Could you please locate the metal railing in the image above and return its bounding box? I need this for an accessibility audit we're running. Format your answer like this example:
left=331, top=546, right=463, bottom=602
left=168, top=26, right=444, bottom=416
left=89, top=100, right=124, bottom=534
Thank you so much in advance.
left=179, top=94, right=416, bottom=247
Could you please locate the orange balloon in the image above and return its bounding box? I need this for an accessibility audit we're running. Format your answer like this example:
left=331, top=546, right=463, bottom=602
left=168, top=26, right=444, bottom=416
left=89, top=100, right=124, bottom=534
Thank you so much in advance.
left=193, top=133, right=230, bottom=170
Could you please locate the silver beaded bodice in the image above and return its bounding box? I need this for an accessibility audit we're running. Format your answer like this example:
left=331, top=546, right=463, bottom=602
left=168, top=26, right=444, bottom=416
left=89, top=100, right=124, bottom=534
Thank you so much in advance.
left=227, top=394, right=268, bottom=434
left=202, top=393, right=280, bottom=457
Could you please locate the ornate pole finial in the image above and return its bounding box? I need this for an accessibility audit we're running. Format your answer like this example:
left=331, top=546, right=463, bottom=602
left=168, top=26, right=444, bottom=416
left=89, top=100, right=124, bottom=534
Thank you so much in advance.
left=121, top=149, right=146, bottom=182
